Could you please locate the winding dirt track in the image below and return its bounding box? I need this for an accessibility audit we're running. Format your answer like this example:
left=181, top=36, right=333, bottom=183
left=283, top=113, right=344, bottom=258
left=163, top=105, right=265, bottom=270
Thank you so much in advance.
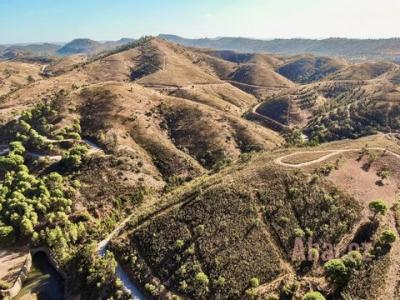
left=274, top=147, right=400, bottom=168
left=272, top=146, right=400, bottom=298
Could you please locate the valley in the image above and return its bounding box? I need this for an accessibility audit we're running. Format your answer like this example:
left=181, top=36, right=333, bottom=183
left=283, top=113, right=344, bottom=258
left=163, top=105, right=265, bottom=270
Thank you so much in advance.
left=1, top=35, right=400, bottom=300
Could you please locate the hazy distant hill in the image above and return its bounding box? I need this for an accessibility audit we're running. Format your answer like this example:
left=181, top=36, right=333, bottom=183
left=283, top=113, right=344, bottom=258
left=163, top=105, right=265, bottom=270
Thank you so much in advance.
left=6, top=43, right=60, bottom=55
left=159, top=34, right=400, bottom=61
left=0, top=38, right=135, bottom=60
left=57, top=38, right=104, bottom=55
left=57, top=38, right=136, bottom=55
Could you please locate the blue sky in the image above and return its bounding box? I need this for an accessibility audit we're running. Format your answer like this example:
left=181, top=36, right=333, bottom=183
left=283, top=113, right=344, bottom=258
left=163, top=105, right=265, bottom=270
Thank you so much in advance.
left=1, top=0, right=399, bottom=44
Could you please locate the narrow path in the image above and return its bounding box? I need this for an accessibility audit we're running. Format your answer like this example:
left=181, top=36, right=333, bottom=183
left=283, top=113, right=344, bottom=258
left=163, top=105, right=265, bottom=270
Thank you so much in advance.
left=250, top=101, right=289, bottom=131
left=0, top=139, right=103, bottom=160
left=274, top=147, right=400, bottom=168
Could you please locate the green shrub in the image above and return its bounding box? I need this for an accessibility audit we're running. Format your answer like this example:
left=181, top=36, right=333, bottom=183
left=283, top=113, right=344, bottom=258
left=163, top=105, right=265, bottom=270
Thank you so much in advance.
left=215, top=276, right=226, bottom=287
left=294, top=228, right=305, bottom=238
left=0, top=226, right=15, bottom=244
left=281, top=280, right=300, bottom=297
left=179, top=280, right=188, bottom=291
left=195, top=272, right=209, bottom=286
left=342, top=250, right=363, bottom=268
left=175, top=239, right=185, bottom=249
left=379, top=229, right=397, bottom=245
left=61, top=154, right=82, bottom=170
left=68, top=132, right=81, bottom=140
left=369, top=200, right=388, bottom=220
left=303, top=291, right=326, bottom=300
left=249, top=277, right=260, bottom=288
left=194, top=224, right=205, bottom=236
left=145, top=283, right=157, bottom=295
left=9, top=141, right=25, bottom=155
left=324, top=259, right=349, bottom=286
left=245, top=288, right=258, bottom=299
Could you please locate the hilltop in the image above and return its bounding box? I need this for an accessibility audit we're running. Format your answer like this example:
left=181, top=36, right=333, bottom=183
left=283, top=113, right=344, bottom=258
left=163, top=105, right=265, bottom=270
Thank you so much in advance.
left=1, top=36, right=400, bottom=300
left=0, top=38, right=135, bottom=60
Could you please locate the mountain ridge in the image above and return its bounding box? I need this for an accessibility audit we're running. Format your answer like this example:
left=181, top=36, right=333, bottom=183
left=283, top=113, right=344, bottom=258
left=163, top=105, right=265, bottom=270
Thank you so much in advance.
left=159, top=34, right=400, bottom=61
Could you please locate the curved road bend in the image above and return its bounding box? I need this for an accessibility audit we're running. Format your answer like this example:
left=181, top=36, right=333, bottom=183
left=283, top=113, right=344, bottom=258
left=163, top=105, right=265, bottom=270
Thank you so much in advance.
left=275, top=147, right=400, bottom=168
left=97, top=213, right=147, bottom=300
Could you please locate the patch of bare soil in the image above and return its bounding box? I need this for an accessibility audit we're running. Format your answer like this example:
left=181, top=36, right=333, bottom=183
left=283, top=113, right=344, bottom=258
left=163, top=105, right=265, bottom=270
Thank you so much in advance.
left=329, top=153, right=400, bottom=206
left=280, top=151, right=333, bottom=165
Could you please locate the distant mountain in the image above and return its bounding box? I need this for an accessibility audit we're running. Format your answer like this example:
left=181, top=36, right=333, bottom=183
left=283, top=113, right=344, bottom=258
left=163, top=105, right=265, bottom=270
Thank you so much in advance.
left=159, top=34, right=400, bottom=61
left=0, top=43, right=61, bottom=61
left=0, top=38, right=136, bottom=60
left=6, top=43, right=60, bottom=55
left=57, top=38, right=135, bottom=56
left=57, top=38, right=104, bottom=55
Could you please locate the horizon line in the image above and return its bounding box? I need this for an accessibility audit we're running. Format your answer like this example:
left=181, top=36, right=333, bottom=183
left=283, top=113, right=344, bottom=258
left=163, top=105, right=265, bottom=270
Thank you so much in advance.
left=2, top=34, right=400, bottom=45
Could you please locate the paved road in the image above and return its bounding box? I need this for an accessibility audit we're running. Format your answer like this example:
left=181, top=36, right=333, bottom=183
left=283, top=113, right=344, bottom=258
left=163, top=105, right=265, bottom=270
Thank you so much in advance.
left=97, top=212, right=146, bottom=300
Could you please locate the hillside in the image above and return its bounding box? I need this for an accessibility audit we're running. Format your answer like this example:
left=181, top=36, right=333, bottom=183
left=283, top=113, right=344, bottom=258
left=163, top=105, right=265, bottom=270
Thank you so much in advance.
left=110, top=144, right=365, bottom=299
left=57, top=38, right=106, bottom=55
left=277, top=55, right=347, bottom=83
left=0, top=37, right=283, bottom=179
left=160, top=34, right=400, bottom=61
left=0, top=38, right=135, bottom=60
left=328, top=61, right=398, bottom=80
left=107, top=134, right=400, bottom=299
left=0, top=60, right=44, bottom=97
left=2, top=36, right=400, bottom=300
left=5, top=43, right=60, bottom=56
left=253, top=59, right=400, bottom=141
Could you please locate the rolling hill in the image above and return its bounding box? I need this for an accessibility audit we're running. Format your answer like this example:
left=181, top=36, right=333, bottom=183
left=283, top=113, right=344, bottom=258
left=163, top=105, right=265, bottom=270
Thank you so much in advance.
left=0, top=38, right=135, bottom=60
left=160, top=34, right=400, bottom=61
left=2, top=36, right=400, bottom=300
left=277, top=55, right=348, bottom=83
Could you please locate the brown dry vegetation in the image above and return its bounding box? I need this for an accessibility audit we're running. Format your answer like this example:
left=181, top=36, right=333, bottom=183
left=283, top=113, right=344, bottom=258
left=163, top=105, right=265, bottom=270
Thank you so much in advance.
left=110, top=149, right=363, bottom=299
left=328, top=61, right=397, bottom=81
left=2, top=37, right=400, bottom=299
left=0, top=61, right=43, bottom=97
left=280, top=151, right=333, bottom=165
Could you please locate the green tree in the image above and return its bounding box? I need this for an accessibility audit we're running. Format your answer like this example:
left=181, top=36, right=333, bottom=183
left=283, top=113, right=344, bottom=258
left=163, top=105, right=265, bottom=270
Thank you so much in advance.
left=324, top=259, right=349, bottom=286
left=249, top=277, right=260, bottom=288
left=195, top=272, right=209, bottom=286
left=145, top=283, right=157, bottom=295
left=9, top=141, right=25, bottom=155
left=379, top=229, right=397, bottom=245
left=342, top=251, right=363, bottom=269
left=303, top=291, right=326, bottom=300
left=0, top=226, right=15, bottom=244
left=369, top=200, right=388, bottom=220
left=20, top=218, right=34, bottom=236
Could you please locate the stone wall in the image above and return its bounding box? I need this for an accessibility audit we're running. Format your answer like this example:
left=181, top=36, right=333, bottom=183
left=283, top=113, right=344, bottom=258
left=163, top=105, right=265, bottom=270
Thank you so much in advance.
left=0, top=252, right=32, bottom=300
left=0, top=247, right=67, bottom=300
